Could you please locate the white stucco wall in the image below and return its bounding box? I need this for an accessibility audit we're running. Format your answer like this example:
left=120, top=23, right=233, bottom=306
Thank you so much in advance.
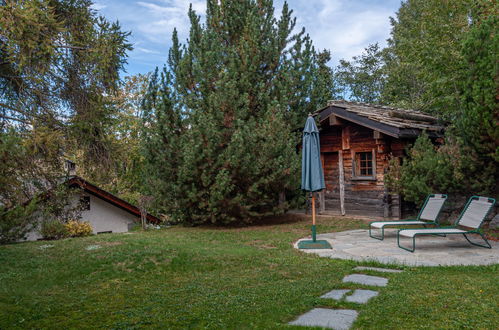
left=81, top=194, right=137, bottom=234
left=24, top=192, right=138, bottom=241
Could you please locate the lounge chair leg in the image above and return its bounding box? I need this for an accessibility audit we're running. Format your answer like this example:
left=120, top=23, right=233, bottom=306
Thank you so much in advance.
left=397, top=231, right=416, bottom=252
left=463, top=233, right=491, bottom=249
left=369, top=225, right=384, bottom=240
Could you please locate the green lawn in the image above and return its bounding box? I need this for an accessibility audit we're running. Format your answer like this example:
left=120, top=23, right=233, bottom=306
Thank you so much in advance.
left=0, top=215, right=497, bottom=329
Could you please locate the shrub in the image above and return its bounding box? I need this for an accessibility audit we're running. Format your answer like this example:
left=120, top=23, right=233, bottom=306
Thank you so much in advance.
left=386, top=132, right=496, bottom=206
left=65, top=220, right=93, bottom=237
left=39, top=220, right=68, bottom=240
left=0, top=199, right=39, bottom=244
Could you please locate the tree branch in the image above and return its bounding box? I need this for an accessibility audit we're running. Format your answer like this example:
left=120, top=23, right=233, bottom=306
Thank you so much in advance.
left=54, top=44, right=88, bottom=50
left=0, top=114, right=29, bottom=124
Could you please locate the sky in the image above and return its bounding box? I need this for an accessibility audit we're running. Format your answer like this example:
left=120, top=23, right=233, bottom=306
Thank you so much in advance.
left=92, top=0, right=402, bottom=76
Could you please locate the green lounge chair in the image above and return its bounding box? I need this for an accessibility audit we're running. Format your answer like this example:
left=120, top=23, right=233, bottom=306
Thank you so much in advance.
left=397, top=196, right=495, bottom=252
left=369, top=194, right=447, bottom=240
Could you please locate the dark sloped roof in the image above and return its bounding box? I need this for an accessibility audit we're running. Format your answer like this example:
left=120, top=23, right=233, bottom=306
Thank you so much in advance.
left=316, top=100, right=445, bottom=138
left=67, top=176, right=161, bottom=224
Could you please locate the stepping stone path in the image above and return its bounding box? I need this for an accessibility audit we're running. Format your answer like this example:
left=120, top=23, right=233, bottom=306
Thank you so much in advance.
left=289, top=308, right=358, bottom=330
left=320, top=289, right=379, bottom=304
left=342, top=274, right=388, bottom=287
left=289, top=267, right=402, bottom=329
left=345, top=290, right=379, bottom=304
left=353, top=266, right=403, bottom=273
left=321, top=289, right=351, bottom=300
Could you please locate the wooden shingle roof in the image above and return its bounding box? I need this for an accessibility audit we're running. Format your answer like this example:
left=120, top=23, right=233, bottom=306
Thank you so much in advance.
left=316, top=100, right=445, bottom=138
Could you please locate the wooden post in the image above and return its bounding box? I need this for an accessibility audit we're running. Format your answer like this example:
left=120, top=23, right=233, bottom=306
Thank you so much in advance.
left=396, top=194, right=402, bottom=219
left=138, top=195, right=154, bottom=230
left=278, top=191, right=286, bottom=207
left=311, top=193, right=317, bottom=242
left=312, top=193, right=316, bottom=225
left=341, top=127, right=350, bottom=150
left=319, top=154, right=326, bottom=214
left=338, top=150, right=345, bottom=216
left=383, top=188, right=390, bottom=219
left=319, top=191, right=325, bottom=214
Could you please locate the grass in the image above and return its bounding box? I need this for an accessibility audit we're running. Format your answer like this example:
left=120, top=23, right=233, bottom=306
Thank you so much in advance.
left=0, top=215, right=497, bottom=329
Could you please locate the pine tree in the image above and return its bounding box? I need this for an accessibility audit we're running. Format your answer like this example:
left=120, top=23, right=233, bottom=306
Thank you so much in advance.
left=335, top=43, right=387, bottom=103
left=141, top=67, right=183, bottom=216
left=459, top=4, right=498, bottom=162
left=0, top=0, right=131, bottom=242
left=142, top=0, right=334, bottom=225
left=454, top=2, right=498, bottom=194
left=0, top=0, right=132, bottom=166
left=312, top=50, right=338, bottom=108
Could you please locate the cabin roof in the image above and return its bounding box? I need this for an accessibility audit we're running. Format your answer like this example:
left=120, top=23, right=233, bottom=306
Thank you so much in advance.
left=67, top=176, right=161, bottom=224
left=315, top=100, right=445, bottom=138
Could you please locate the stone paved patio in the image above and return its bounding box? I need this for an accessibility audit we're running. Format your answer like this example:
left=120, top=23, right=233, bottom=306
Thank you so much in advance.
left=294, top=229, right=499, bottom=266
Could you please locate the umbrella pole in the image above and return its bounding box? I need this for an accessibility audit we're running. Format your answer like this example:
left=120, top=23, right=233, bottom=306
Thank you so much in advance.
left=312, top=193, right=316, bottom=242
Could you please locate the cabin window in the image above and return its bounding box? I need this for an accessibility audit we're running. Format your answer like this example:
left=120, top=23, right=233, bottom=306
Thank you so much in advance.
left=352, top=150, right=376, bottom=180
left=80, top=196, right=90, bottom=210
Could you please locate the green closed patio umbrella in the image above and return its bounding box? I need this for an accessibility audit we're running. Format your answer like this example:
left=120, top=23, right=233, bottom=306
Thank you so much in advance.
left=298, top=115, right=332, bottom=249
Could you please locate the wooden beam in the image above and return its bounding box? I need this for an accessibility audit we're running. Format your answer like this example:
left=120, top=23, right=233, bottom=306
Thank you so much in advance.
left=318, top=191, right=325, bottom=214
left=373, top=130, right=382, bottom=139
left=329, top=115, right=343, bottom=126
left=338, top=150, right=345, bottom=216
left=331, top=107, right=401, bottom=138
left=341, top=126, right=350, bottom=150
left=383, top=187, right=390, bottom=219
left=319, top=153, right=326, bottom=214
left=388, top=110, right=437, bottom=123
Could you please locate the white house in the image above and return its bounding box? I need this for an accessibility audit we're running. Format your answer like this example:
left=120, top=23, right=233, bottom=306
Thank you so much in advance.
left=25, top=176, right=160, bottom=241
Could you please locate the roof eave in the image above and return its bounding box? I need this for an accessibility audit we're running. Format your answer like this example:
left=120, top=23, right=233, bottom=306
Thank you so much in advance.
left=67, top=177, right=161, bottom=224
left=317, top=105, right=444, bottom=139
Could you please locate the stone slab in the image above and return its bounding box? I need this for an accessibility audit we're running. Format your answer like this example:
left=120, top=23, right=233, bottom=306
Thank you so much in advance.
left=345, top=289, right=379, bottom=304
left=289, top=308, right=358, bottom=330
left=342, top=274, right=388, bottom=287
left=294, top=229, right=499, bottom=266
left=321, top=289, right=351, bottom=300
left=353, top=266, right=403, bottom=273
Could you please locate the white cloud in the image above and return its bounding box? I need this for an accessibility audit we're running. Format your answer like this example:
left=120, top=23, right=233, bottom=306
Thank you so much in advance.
left=94, top=0, right=400, bottom=75
left=135, top=0, right=206, bottom=43
left=134, top=46, right=161, bottom=54
left=91, top=3, right=107, bottom=11
left=282, top=0, right=397, bottom=63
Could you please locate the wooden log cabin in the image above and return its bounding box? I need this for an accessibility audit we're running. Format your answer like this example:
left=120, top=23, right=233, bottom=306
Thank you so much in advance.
left=315, top=100, right=444, bottom=219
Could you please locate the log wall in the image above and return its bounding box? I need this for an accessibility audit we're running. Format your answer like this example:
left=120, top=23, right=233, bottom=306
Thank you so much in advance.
left=319, top=122, right=412, bottom=219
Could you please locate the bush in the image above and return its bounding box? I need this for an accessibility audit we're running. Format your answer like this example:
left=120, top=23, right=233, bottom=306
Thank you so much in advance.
left=39, top=220, right=68, bottom=240
left=65, top=220, right=92, bottom=237
left=0, top=199, right=38, bottom=244
left=386, top=132, right=496, bottom=205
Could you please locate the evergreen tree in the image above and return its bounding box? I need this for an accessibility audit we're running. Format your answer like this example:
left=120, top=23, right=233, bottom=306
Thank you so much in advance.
left=0, top=0, right=130, bottom=241
left=141, top=67, right=183, bottom=216
left=382, top=0, right=471, bottom=116
left=142, top=0, right=333, bottom=225
left=383, top=0, right=498, bottom=200
left=459, top=3, right=498, bottom=163
left=335, top=43, right=387, bottom=103
left=0, top=0, right=131, bottom=165
left=311, top=49, right=338, bottom=112
left=454, top=1, right=498, bottom=194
